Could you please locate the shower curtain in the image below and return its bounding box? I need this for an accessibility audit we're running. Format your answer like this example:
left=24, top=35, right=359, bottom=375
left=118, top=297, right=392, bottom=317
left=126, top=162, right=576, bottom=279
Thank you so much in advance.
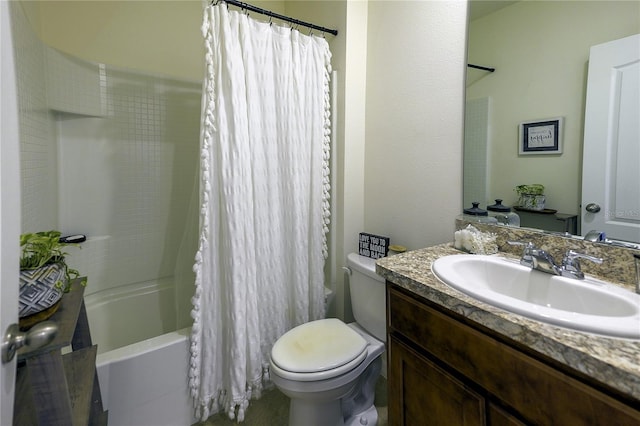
left=190, top=3, right=332, bottom=421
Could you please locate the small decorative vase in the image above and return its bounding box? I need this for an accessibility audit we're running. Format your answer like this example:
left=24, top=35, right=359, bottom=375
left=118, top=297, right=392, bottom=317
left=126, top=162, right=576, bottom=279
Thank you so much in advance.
left=19, top=262, right=66, bottom=319
left=518, top=194, right=546, bottom=211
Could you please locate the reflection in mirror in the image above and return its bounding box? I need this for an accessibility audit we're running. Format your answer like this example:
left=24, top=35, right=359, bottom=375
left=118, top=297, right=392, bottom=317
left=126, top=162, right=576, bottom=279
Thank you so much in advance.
left=464, top=0, right=639, bottom=242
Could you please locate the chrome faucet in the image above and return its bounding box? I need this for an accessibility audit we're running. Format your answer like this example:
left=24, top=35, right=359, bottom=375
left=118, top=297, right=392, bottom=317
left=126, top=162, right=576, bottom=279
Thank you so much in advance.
left=507, top=242, right=603, bottom=280
left=508, top=241, right=562, bottom=275
left=560, top=250, right=603, bottom=280
left=584, top=230, right=606, bottom=242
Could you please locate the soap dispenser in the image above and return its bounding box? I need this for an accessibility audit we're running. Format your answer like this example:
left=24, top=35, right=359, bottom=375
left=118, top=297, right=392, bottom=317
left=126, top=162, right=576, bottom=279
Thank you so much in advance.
left=487, top=199, right=520, bottom=227
left=462, top=202, right=498, bottom=224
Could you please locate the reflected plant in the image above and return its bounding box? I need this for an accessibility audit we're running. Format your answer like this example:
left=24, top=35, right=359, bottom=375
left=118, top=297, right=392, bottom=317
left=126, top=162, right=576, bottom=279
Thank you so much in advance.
left=20, top=230, right=85, bottom=292
left=514, top=184, right=545, bottom=196
left=515, top=184, right=546, bottom=210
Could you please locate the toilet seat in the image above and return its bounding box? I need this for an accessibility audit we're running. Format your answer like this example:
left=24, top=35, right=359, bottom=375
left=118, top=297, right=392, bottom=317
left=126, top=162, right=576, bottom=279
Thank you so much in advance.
left=271, top=318, right=368, bottom=381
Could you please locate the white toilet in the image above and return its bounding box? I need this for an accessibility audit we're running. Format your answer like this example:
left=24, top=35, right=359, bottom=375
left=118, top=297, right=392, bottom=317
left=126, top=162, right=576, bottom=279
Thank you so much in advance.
left=269, top=253, right=386, bottom=426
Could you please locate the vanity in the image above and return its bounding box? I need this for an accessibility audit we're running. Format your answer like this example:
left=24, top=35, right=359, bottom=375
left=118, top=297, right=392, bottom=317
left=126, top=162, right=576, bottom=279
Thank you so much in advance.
left=377, top=240, right=640, bottom=425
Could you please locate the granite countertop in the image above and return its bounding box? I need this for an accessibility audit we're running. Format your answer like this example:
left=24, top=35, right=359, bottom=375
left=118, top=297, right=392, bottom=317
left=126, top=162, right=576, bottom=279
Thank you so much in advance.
left=376, top=243, right=640, bottom=401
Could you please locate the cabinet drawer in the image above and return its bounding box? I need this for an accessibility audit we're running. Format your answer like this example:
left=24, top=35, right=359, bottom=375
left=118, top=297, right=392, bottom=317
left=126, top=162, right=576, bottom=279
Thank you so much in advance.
left=389, top=336, right=485, bottom=426
left=388, top=285, right=640, bottom=425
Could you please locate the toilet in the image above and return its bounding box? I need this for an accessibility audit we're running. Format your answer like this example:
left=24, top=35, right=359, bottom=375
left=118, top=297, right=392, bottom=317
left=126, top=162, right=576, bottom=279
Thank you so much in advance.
left=269, top=253, right=386, bottom=426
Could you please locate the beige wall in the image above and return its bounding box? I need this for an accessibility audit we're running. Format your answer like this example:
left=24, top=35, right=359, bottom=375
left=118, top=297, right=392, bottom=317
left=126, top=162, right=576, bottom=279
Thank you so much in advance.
left=467, top=0, right=640, bottom=215
left=31, top=0, right=287, bottom=81
left=364, top=1, right=466, bottom=250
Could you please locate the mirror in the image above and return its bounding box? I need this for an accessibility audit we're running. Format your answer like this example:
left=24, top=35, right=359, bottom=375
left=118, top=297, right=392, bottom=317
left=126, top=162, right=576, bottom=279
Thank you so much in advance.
left=464, top=0, right=639, bottom=240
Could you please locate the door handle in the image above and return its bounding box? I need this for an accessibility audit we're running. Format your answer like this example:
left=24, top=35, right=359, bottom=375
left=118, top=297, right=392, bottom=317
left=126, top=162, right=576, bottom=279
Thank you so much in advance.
left=585, top=203, right=601, bottom=213
left=1, top=321, right=58, bottom=363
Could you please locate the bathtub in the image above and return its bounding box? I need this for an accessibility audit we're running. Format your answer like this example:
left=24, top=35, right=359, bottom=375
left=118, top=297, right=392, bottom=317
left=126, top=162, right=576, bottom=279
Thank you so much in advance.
left=86, top=279, right=197, bottom=426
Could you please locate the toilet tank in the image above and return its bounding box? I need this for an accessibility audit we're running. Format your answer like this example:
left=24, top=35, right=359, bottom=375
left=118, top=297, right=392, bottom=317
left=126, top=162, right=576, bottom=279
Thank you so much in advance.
left=347, top=253, right=386, bottom=342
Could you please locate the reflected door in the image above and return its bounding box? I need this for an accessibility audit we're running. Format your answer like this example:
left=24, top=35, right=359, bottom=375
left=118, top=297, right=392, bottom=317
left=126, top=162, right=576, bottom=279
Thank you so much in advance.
left=0, top=2, right=20, bottom=423
left=581, top=34, right=640, bottom=243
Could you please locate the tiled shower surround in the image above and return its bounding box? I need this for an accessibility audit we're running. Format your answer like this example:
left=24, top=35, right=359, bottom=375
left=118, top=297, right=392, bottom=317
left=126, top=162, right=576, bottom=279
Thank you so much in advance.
left=11, top=2, right=201, bottom=347
left=463, top=97, right=489, bottom=209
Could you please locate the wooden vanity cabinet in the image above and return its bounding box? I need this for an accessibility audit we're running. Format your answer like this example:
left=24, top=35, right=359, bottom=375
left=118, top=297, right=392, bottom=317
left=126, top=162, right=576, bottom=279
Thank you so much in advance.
left=387, top=283, right=640, bottom=426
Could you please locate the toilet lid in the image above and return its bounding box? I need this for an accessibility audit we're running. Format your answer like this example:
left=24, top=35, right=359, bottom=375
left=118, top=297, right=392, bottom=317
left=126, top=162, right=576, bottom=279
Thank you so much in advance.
left=271, top=318, right=367, bottom=373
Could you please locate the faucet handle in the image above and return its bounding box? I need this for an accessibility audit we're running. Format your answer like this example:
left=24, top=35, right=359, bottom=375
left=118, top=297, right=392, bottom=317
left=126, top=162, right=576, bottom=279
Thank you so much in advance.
left=563, top=250, right=603, bottom=265
left=584, top=230, right=606, bottom=242
left=561, top=250, right=603, bottom=279
left=507, top=241, right=535, bottom=267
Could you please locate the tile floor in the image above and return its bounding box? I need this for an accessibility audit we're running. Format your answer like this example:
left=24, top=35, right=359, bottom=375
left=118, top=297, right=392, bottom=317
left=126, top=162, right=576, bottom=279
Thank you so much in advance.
left=198, top=376, right=388, bottom=426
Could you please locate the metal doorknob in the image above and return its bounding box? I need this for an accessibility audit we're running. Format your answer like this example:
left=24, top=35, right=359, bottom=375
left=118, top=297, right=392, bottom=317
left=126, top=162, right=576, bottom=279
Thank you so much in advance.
left=585, top=203, right=601, bottom=213
left=1, top=321, right=58, bottom=364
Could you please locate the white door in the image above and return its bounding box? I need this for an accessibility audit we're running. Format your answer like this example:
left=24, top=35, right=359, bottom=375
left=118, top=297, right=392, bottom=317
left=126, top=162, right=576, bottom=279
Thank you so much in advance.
left=0, top=1, right=21, bottom=424
left=581, top=34, right=640, bottom=243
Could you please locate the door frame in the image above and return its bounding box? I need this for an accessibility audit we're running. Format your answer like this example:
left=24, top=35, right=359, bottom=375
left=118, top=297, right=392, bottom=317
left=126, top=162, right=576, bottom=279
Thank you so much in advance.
left=1, top=0, right=22, bottom=423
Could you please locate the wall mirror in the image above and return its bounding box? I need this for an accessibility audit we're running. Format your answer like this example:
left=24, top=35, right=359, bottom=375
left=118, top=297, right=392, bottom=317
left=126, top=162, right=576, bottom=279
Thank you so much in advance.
left=464, top=0, right=640, bottom=243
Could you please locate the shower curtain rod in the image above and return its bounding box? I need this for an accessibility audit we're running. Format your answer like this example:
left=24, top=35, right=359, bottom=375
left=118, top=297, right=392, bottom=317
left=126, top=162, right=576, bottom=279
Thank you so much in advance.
left=467, top=63, right=496, bottom=73
left=214, top=0, right=338, bottom=36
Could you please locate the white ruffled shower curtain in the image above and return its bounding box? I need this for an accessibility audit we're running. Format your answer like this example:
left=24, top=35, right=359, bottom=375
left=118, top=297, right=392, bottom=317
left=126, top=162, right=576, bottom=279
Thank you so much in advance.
left=190, top=3, right=332, bottom=421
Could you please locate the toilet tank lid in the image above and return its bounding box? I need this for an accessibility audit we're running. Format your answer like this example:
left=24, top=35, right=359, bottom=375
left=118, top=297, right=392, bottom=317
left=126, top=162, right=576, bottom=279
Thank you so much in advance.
left=271, top=318, right=367, bottom=374
left=347, top=253, right=384, bottom=283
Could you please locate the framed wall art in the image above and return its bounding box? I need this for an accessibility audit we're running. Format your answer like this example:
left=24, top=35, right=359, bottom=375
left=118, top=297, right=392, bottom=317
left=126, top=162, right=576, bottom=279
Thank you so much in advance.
left=518, top=117, right=563, bottom=155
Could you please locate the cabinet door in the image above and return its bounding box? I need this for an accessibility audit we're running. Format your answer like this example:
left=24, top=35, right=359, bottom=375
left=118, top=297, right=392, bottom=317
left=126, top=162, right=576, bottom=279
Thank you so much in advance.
left=488, top=403, right=527, bottom=426
left=388, top=336, right=485, bottom=426
left=388, top=286, right=640, bottom=425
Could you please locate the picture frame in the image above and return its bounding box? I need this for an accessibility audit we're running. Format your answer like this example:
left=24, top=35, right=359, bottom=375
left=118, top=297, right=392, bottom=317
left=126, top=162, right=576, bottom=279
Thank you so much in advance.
left=518, top=117, right=563, bottom=155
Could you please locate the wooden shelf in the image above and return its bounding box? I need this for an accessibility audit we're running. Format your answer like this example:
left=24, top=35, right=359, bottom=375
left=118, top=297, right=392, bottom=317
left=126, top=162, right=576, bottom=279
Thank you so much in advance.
left=14, top=278, right=108, bottom=426
left=64, top=346, right=97, bottom=424
left=515, top=209, right=578, bottom=234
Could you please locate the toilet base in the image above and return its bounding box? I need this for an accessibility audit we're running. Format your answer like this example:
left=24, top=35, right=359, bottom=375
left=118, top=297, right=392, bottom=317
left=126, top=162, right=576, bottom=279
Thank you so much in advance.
left=288, top=401, right=379, bottom=426
left=343, top=355, right=382, bottom=425
left=284, top=354, right=382, bottom=426
left=286, top=389, right=380, bottom=426
left=345, top=404, right=378, bottom=426
left=289, top=398, right=345, bottom=426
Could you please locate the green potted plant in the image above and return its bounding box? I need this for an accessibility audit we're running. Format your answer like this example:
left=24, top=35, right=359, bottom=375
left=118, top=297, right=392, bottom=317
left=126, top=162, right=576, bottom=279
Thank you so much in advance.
left=19, top=230, right=85, bottom=322
left=514, top=184, right=546, bottom=211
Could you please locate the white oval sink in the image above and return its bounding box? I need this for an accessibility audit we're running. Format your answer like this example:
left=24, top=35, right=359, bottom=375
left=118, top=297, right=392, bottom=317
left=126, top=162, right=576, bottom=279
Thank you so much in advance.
left=431, top=254, right=640, bottom=339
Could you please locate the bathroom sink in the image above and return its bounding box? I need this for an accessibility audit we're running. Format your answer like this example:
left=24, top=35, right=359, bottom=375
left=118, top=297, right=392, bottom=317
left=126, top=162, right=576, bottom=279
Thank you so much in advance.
left=431, top=254, right=640, bottom=339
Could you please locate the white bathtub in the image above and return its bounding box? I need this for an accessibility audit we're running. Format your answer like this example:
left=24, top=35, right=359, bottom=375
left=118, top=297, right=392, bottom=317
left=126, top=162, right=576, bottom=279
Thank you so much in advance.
left=85, top=277, right=180, bottom=354
left=86, top=279, right=197, bottom=425
left=96, top=328, right=196, bottom=426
